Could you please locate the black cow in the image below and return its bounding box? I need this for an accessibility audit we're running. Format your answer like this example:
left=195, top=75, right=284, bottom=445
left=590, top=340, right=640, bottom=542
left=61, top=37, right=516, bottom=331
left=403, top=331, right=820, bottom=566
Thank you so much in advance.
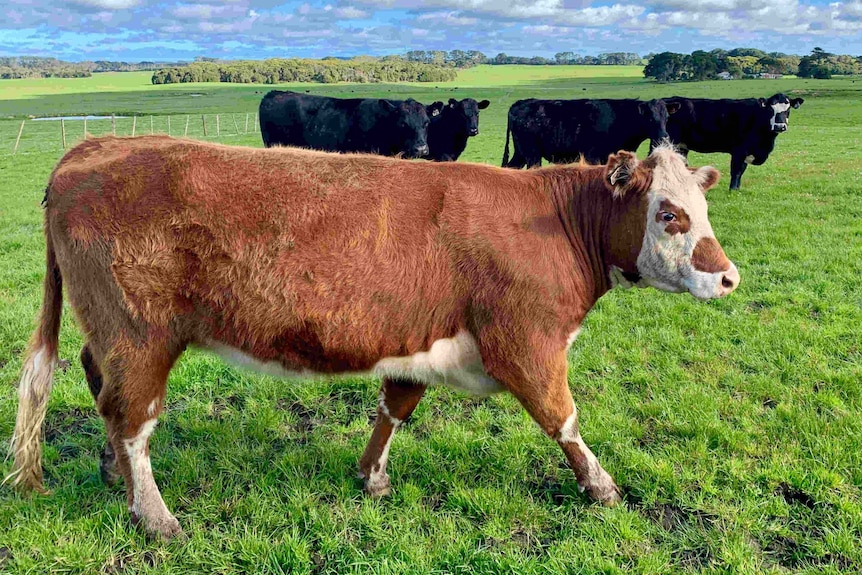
left=425, top=98, right=490, bottom=161
left=259, top=90, right=445, bottom=158
left=660, top=93, right=804, bottom=190
left=502, top=98, right=679, bottom=168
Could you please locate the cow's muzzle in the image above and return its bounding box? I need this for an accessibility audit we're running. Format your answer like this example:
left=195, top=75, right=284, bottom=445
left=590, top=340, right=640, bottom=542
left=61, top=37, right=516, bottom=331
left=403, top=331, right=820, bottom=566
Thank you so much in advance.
left=413, top=144, right=429, bottom=157
left=773, top=123, right=788, bottom=133
left=718, top=263, right=740, bottom=297
left=468, top=128, right=479, bottom=136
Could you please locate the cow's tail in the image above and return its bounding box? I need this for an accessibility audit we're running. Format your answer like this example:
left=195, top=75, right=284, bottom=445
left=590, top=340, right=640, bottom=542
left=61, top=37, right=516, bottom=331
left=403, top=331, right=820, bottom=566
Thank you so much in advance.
left=501, top=119, right=512, bottom=167
left=5, top=204, right=62, bottom=494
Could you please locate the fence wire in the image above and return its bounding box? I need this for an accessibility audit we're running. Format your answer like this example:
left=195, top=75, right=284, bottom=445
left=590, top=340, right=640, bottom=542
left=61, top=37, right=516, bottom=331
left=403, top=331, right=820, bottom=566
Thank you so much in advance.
left=1, top=113, right=263, bottom=157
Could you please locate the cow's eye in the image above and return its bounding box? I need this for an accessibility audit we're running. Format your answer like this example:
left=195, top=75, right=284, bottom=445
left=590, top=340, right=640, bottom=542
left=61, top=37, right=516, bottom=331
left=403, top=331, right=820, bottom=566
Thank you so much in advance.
left=661, top=212, right=676, bottom=222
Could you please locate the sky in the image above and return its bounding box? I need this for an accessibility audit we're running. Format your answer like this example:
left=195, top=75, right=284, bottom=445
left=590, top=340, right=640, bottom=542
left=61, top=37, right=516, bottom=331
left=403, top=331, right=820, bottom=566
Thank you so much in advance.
left=2, top=0, right=862, bottom=62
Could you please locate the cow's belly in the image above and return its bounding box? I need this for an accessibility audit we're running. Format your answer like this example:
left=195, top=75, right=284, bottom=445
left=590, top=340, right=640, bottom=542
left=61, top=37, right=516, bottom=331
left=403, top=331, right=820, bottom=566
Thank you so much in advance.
left=203, top=330, right=503, bottom=396
left=372, top=330, right=503, bottom=395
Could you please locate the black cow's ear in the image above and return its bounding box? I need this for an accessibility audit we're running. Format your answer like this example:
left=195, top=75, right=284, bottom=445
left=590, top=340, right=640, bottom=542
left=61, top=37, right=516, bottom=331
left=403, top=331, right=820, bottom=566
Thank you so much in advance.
left=791, top=98, right=804, bottom=108
left=665, top=102, right=681, bottom=114
left=428, top=102, right=445, bottom=117
left=606, top=150, right=641, bottom=197
left=380, top=99, right=397, bottom=111
left=758, top=98, right=767, bottom=107
left=448, top=98, right=458, bottom=106
left=638, top=102, right=647, bottom=115
left=478, top=99, right=490, bottom=109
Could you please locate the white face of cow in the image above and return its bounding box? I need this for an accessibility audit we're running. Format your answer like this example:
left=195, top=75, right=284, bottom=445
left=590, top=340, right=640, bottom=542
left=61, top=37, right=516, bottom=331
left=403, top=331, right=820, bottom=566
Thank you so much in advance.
left=633, top=146, right=740, bottom=300
left=763, top=94, right=803, bottom=133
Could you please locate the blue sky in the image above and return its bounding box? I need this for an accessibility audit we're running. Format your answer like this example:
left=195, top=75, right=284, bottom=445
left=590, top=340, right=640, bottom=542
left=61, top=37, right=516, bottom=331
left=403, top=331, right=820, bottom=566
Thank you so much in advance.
left=2, top=0, right=862, bottom=62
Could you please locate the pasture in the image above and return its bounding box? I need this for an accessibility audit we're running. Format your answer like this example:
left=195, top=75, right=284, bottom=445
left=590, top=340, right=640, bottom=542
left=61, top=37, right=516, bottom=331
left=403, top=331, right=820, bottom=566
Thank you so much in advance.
left=0, top=66, right=861, bottom=574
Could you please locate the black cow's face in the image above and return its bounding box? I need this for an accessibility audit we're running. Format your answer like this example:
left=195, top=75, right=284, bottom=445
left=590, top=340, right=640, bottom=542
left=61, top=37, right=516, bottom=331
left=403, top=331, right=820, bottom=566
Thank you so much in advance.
left=443, top=98, right=491, bottom=137
left=385, top=98, right=435, bottom=158
left=640, top=99, right=677, bottom=148
left=759, top=93, right=804, bottom=133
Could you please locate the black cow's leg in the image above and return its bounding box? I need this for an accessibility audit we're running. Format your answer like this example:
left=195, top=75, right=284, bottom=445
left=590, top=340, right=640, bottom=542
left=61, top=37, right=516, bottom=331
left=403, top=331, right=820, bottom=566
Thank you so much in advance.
left=81, top=344, right=121, bottom=486
left=729, top=154, right=748, bottom=190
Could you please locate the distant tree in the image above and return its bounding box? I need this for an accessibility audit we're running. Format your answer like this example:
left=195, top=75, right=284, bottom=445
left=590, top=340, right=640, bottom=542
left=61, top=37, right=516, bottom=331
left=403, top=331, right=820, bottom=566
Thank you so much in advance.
left=644, top=52, right=686, bottom=82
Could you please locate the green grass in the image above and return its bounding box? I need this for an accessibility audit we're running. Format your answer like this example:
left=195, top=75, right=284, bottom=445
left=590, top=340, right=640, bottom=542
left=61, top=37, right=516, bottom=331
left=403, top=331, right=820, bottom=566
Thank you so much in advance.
left=1, top=67, right=861, bottom=574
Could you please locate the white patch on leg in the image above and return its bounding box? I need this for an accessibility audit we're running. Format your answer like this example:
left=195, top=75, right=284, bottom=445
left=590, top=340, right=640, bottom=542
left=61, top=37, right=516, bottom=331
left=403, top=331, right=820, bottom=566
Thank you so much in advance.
left=744, top=155, right=755, bottom=164
left=124, top=418, right=179, bottom=535
left=558, top=408, right=579, bottom=443
left=365, top=421, right=399, bottom=495
left=146, top=399, right=158, bottom=418
left=378, top=391, right=402, bottom=426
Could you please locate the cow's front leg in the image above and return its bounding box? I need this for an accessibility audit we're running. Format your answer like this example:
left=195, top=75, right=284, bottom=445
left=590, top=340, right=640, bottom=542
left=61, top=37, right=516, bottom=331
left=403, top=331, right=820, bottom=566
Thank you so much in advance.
left=359, top=378, right=426, bottom=497
left=488, top=349, right=621, bottom=505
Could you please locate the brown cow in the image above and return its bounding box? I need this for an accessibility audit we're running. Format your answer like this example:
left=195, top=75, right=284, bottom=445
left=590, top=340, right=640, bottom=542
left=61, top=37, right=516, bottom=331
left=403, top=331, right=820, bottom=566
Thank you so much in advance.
left=8, top=136, right=738, bottom=539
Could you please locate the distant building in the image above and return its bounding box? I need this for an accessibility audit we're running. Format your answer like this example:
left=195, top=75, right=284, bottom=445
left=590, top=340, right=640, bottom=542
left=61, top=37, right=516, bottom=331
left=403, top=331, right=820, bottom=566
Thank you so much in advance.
left=759, top=73, right=783, bottom=79
left=717, top=71, right=733, bottom=80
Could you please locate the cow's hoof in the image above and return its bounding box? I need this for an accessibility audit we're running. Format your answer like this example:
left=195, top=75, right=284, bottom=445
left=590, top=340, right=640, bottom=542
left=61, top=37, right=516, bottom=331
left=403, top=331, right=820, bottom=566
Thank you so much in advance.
left=579, top=475, right=622, bottom=506
left=133, top=511, right=184, bottom=540
left=99, top=444, right=121, bottom=486
left=363, top=474, right=391, bottom=498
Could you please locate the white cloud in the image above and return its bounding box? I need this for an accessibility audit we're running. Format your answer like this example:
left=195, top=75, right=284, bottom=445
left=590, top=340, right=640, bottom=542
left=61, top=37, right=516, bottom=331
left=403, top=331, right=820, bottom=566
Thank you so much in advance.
left=68, top=0, right=140, bottom=9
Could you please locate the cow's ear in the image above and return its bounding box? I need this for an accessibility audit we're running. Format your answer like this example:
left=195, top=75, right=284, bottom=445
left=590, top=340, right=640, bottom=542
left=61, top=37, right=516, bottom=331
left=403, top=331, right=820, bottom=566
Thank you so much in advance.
left=665, top=102, right=680, bottom=114
left=693, top=166, right=720, bottom=194
left=428, top=102, right=445, bottom=117
left=758, top=98, right=767, bottom=107
left=638, top=102, right=647, bottom=115
left=791, top=97, right=804, bottom=108
left=380, top=99, right=397, bottom=111
left=478, top=99, right=490, bottom=110
left=448, top=98, right=458, bottom=107
left=606, top=150, right=642, bottom=197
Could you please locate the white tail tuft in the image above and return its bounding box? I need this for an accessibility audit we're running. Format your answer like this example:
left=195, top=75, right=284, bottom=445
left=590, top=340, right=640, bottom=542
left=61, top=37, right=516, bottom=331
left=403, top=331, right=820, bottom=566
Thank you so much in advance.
left=5, top=345, right=56, bottom=493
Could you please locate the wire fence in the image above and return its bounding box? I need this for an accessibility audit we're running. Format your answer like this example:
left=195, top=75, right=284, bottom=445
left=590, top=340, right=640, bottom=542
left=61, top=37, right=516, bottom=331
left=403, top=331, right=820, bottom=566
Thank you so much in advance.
left=1, top=113, right=263, bottom=157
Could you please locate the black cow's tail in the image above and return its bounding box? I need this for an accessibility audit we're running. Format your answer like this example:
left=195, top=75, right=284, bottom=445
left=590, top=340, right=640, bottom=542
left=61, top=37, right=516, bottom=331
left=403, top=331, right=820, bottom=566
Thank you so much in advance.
left=502, top=118, right=512, bottom=167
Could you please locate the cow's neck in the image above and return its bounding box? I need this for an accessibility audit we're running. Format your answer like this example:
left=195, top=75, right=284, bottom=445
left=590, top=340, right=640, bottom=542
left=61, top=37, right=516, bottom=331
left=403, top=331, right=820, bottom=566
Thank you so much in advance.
left=546, top=166, right=617, bottom=304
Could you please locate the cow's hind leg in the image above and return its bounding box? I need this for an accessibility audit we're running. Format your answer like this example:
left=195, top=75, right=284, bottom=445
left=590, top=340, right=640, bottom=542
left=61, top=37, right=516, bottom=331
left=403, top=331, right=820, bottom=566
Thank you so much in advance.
left=98, top=338, right=183, bottom=539
left=81, top=345, right=121, bottom=486
left=489, top=349, right=621, bottom=505
left=359, top=378, right=426, bottom=497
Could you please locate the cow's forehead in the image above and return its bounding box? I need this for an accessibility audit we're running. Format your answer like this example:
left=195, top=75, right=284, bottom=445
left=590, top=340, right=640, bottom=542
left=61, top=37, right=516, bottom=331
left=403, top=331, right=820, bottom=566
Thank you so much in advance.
left=648, top=148, right=705, bottom=204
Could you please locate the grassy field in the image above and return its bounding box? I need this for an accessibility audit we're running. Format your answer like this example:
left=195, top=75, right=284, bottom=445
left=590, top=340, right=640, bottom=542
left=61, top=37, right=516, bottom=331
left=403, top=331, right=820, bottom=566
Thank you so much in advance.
left=0, top=67, right=861, bottom=574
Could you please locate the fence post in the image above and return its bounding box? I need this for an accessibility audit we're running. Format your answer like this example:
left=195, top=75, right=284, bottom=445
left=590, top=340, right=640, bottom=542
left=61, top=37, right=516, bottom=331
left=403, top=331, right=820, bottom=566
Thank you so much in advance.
left=61, top=118, right=66, bottom=149
left=216, top=114, right=220, bottom=136
left=13, top=120, right=25, bottom=155
left=245, top=113, right=249, bottom=133
left=150, top=115, right=154, bottom=135
left=132, top=116, right=137, bottom=137
left=167, top=115, right=171, bottom=136
left=112, top=114, right=116, bottom=136
left=233, top=114, right=239, bottom=135
left=202, top=115, right=207, bottom=137
left=184, top=115, right=190, bottom=137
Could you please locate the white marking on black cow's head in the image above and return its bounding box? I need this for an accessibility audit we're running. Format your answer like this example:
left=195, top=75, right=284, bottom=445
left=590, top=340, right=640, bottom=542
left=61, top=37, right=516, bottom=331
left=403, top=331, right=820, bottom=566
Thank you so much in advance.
left=760, top=93, right=804, bottom=133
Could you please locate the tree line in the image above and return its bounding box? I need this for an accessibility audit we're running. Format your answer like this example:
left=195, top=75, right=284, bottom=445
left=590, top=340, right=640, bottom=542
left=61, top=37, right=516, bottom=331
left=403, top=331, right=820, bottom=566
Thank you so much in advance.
left=0, top=56, right=185, bottom=79
left=644, top=48, right=862, bottom=82
left=151, top=57, right=457, bottom=84
left=403, top=50, right=644, bottom=67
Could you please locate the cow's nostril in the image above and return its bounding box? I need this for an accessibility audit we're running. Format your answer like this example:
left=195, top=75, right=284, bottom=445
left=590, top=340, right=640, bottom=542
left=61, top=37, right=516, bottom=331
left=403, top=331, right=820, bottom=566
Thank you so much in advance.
left=722, top=275, right=735, bottom=289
